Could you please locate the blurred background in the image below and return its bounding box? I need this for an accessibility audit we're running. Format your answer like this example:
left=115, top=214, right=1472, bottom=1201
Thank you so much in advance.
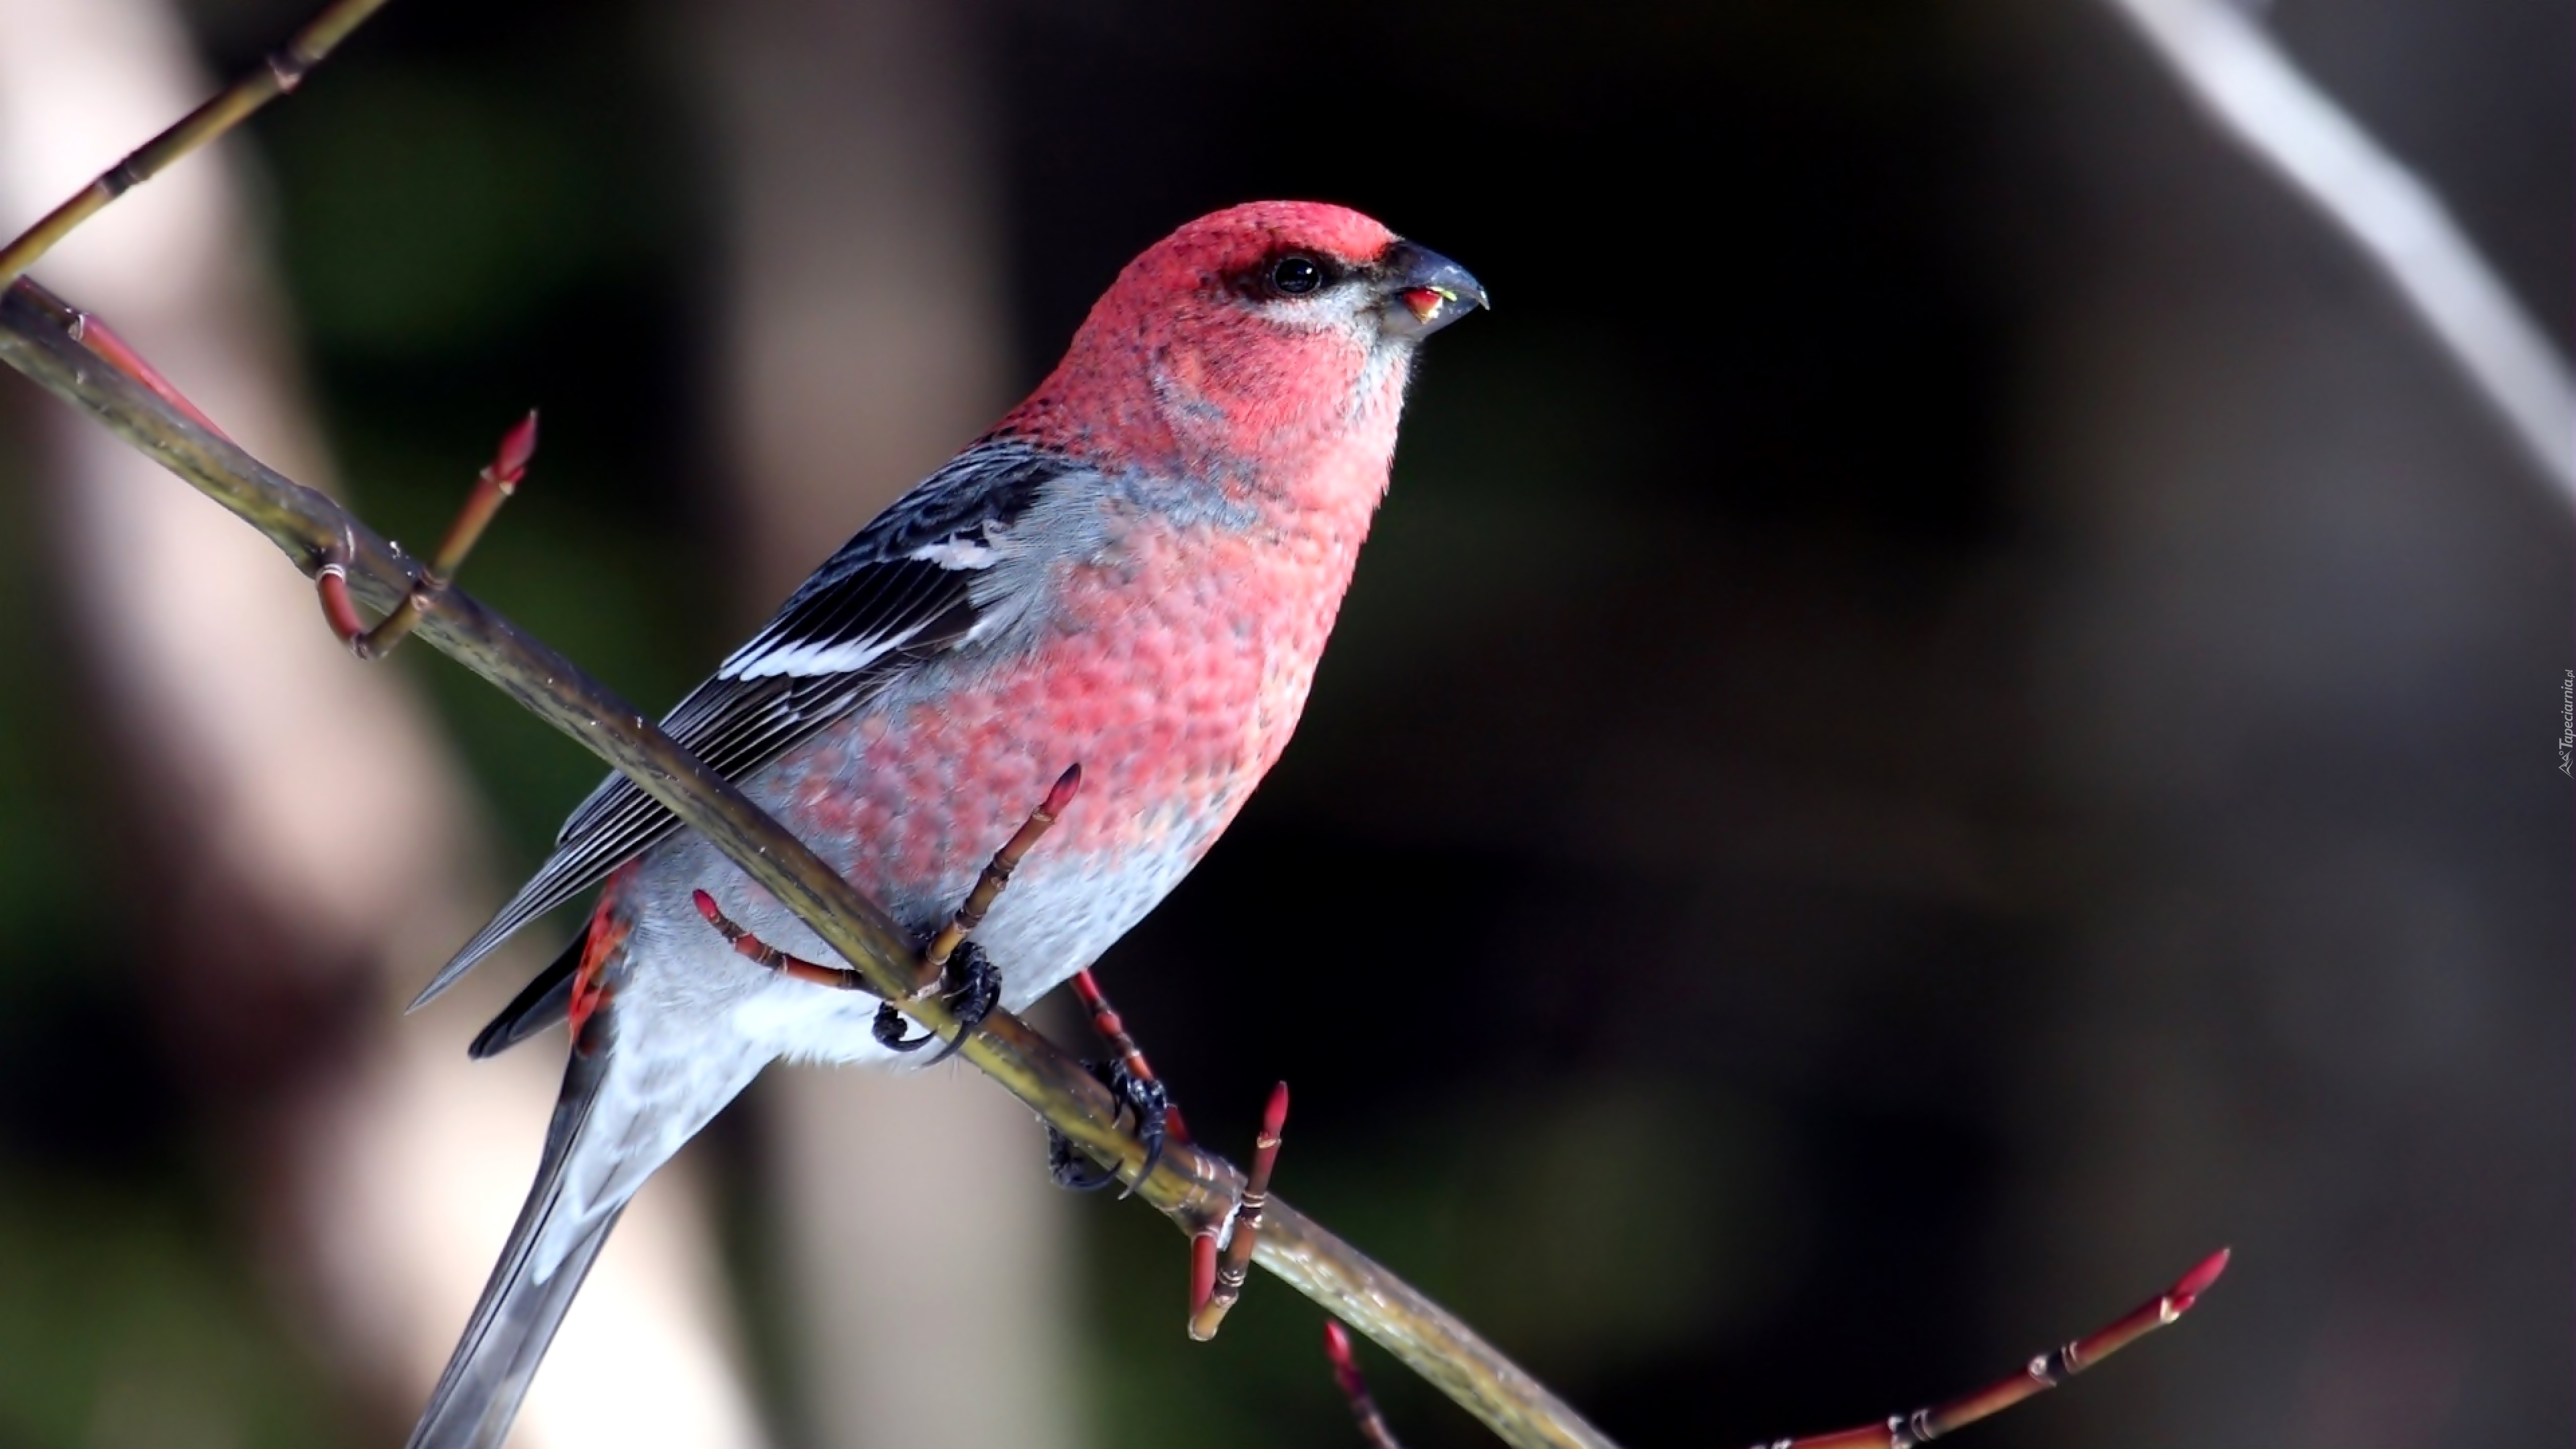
left=0, top=1, right=2564, bottom=1446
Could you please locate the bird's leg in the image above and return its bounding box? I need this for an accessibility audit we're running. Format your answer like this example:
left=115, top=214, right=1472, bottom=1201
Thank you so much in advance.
left=1054, top=966, right=1294, bottom=1336
left=1046, top=1055, right=1173, bottom=1195
left=871, top=940, right=1003, bottom=1060
left=701, top=763, right=1081, bottom=1053
left=1069, top=967, right=1191, bottom=1144
left=1043, top=968, right=1193, bottom=1195
left=694, top=888, right=996, bottom=1061
left=870, top=1001, right=930, bottom=1052
left=920, top=941, right=1000, bottom=1065
left=1047, top=972, right=1163, bottom=1191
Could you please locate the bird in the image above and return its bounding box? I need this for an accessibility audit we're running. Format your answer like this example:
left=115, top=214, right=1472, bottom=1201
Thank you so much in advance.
left=402, top=201, right=1485, bottom=1449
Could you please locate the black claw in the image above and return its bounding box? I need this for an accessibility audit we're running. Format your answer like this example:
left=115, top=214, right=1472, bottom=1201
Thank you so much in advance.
left=1046, top=1057, right=1173, bottom=1196
left=1114, top=1064, right=1171, bottom=1199
left=1049, top=1128, right=1120, bottom=1191
left=873, top=1000, right=931, bottom=1053
left=924, top=942, right=1001, bottom=1067
left=875, top=941, right=1004, bottom=1057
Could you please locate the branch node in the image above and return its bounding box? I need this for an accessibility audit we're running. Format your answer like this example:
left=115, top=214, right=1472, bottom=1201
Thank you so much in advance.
left=1187, top=1080, right=1289, bottom=1340
left=312, top=411, right=535, bottom=661
left=266, top=48, right=312, bottom=94
left=32, top=288, right=230, bottom=437
left=0, top=0, right=395, bottom=287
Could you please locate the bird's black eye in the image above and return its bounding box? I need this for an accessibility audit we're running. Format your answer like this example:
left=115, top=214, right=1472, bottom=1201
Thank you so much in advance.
left=1269, top=254, right=1326, bottom=296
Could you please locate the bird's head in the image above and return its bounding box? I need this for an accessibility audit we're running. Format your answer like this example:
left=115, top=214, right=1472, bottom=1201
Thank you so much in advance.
left=1008, top=201, right=1485, bottom=477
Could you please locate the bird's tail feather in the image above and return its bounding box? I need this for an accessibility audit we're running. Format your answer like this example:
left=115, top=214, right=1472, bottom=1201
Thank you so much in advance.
left=407, top=1040, right=621, bottom=1449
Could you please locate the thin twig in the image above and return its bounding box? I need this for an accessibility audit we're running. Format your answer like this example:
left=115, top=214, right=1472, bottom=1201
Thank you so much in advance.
left=2103, top=0, right=2576, bottom=503
left=0, top=0, right=396, bottom=288
left=431, top=411, right=539, bottom=579
left=319, top=410, right=537, bottom=659
left=692, top=888, right=869, bottom=991
left=916, top=762, right=1081, bottom=992
left=1326, top=1321, right=1407, bottom=1449
left=1189, top=1081, right=1287, bottom=1340
left=9, top=278, right=228, bottom=435
left=1744, top=1248, right=2231, bottom=1449
left=0, top=284, right=1621, bottom=1449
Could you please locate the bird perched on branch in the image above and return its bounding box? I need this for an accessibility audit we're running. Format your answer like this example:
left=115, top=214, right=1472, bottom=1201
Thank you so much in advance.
left=402, top=201, right=1483, bottom=1449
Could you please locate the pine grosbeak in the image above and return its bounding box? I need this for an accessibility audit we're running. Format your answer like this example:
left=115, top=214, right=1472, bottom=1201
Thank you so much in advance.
left=402, top=201, right=1483, bottom=1449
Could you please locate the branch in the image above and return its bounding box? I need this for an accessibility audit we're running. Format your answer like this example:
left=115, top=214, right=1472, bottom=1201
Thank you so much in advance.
left=0, top=277, right=1619, bottom=1449
left=1742, top=1249, right=2230, bottom=1449
left=0, top=0, right=394, bottom=288
left=1188, top=1080, right=1287, bottom=1340
left=1314, top=1252, right=2231, bottom=1449
left=2103, top=0, right=2576, bottom=505
left=317, top=409, right=536, bottom=659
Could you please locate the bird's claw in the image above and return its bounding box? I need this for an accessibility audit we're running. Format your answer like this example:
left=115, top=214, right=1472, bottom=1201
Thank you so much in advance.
left=872, top=999, right=928, bottom=1054
left=872, top=941, right=1001, bottom=1061
left=1047, top=1057, right=1172, bottom=1197
left=923, top=942, right=1001, bottom=1065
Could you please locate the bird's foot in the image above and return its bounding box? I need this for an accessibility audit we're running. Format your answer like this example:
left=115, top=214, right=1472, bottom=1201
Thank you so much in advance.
left=1048, top=1057, right=1173, bottom=1197
left=872, top=941, right=1002, bottom=1061
left=922, top=942, right=1002, bottom=1065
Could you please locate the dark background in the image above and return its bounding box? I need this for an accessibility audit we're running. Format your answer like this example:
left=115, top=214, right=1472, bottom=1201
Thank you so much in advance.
left=0, top=1, right=2564, bottom=1446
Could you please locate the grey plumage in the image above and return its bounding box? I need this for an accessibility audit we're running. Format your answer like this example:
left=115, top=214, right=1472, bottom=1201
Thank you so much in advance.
left=408, top=1028, right=619, bottom=1449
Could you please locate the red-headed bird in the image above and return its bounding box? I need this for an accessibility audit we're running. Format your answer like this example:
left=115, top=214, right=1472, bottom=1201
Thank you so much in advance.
left=404, top=201, right=1483, bottom=1448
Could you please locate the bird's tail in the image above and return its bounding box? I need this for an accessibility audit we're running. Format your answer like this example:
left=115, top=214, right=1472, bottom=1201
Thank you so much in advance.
left=407, top=1029, right=622, bottom=1449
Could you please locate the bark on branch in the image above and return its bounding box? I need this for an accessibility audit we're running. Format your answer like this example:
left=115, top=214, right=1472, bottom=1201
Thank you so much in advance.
left=0, top=278, right=1621, bottom=1449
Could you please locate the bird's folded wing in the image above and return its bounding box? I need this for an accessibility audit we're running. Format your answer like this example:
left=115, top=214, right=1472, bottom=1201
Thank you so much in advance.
left=411, top=440, right=1082, bottom=1009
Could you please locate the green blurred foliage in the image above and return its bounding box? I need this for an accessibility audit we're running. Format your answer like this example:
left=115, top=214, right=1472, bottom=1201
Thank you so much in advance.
left=274, top=70, right=612, bottom=352
left=0, top=366, right=286, bottom=1449
left=0, top=1183, right=335, bottom=1449
left=0, top=445, right=101, bottom=984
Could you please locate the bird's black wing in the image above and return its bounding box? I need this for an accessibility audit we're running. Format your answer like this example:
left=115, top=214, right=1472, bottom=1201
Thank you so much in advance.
left=414, top=439, right=1077, bottom=1010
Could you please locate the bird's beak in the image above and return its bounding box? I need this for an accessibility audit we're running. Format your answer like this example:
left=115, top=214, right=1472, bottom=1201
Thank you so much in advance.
left=1375, top=239, right=1487, bottom=339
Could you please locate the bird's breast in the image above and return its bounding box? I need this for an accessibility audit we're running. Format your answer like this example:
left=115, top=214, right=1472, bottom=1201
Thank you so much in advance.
left=753, top=504, right=1363, bottom=937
